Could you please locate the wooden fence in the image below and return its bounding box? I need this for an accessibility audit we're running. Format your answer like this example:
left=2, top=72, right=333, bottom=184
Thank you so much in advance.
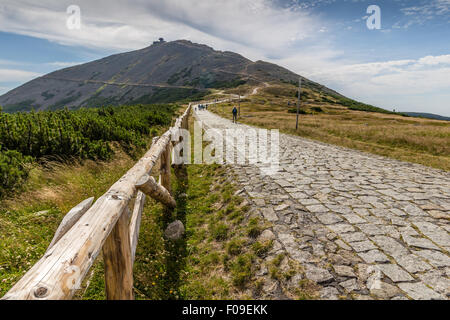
left=1, top=105, right=192, bottom=300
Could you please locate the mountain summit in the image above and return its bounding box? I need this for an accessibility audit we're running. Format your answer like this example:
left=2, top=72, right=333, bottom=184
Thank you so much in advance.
left=0, top=40, right=340, bottom=112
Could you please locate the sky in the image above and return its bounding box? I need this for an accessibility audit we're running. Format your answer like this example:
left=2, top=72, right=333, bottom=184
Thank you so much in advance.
left=0, top=0, right=449, bottom=116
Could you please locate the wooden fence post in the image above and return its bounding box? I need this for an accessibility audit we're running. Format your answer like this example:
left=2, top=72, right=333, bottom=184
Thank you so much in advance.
left=102, top=207, right=134, bottom=300
left=160, top=143, right=172, bottom=194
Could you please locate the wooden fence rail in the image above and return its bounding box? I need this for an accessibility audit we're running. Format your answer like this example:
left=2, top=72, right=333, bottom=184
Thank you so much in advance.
left=1, top=105, right=192, bottom=300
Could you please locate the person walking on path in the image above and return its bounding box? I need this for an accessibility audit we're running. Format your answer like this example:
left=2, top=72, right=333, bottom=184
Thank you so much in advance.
left=232, top=106, right=238, bottom=123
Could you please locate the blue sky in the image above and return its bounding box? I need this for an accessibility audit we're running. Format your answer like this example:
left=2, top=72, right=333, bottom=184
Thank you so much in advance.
left=0, top=0, right=449, bottom=116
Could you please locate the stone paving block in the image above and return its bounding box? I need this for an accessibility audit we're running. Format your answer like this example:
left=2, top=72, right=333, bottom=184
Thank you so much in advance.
left=358, top=250, right=390, bottom=264
left=380, top=225, right=401, bottom=239
left=394, top=254, right=433, bottom=273
left=353, top=208, right=371, bottom=216
left=259, top=229, right=276, bottom=242
left=413, top=222, right=450, bottom=248
left=290, top=192, right=309, bottom=199
left=370, top=235, right=409, bottom=258
left=274, top=204, right=290, bottom=212
left=315, top=212, right=344, bottom=225
left=328, top=223, right=355, bottom=234
left=320, top=287, right=340, bottom=300
left=356, top=224, right=385, bottom=236
left=342, top=214, right=367, bottom=224
left=402, top=233, right=440, bottom=250
left=378, top=189, right=413, bottom=201
left=305, top=204, right=329, bottom=213
left=339, top=278, right=360, bottom=292
left=402, top=204, right=428, bottom=216
left=427, top=210, right=449, bottom=220
left=377, top=264, right=414, bottom=282
left=398, top=282, right=444, bottom=300
left=414, top=250, right=450, bottom=268
left=261, top=207, right=278, bottom=222
left=334, top=265, right=356, bottom=278
left=370, top=281, right=401, bottom=299
left=312, top=243, right=326, bottom=257
left=390, top=217, right=408, bottom=226
left=253, top=198, right=265, bottom=206
left=340, top=232, right=367, bottom=243
left=298, top=199, right=320, bottom=206
left=305, top=265, right=334, bottom=284
left=418, top=270, right=450, bottom=297
left=335, top=239, right=352, bottom=251
left=389, top=208, right=408, bottom=217
left=349, top=240, right=378, bottom=253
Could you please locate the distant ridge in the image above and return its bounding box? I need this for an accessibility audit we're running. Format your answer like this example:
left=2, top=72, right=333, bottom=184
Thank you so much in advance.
left=403, top=112, right=450, bottom=121
left=0, top=39, right=342, bottom=112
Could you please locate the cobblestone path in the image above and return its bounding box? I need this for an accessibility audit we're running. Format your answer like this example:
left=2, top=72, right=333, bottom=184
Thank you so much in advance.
left=195, top=109, right=450, bottom=300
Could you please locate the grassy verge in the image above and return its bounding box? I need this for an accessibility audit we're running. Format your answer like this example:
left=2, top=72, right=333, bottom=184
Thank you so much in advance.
left=210, top=85, right=450, bottom=171
left=0, top=108, right=260, bottom=299
left=178, top=164, right=256, bottom=299
left=74, top=164, right=261, bottom=300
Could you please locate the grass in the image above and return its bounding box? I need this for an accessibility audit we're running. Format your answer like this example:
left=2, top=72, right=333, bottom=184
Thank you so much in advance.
left=0, top=150, right=137, bottom=297
left=210, top=83, right=450, bottom=171
left=1, top=97, right=327, bottom=300
left=230, top=253, right=255, bottom=288
left=252, top=240, right=273, bottom=258
left=178, top=163, right=260, bottom=299
left=0, top=120, right=265, bottom=300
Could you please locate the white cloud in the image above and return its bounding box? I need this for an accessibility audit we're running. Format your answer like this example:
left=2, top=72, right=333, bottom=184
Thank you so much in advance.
left=395, top=0, right=450, bottom=29
left=304, top=54, right=450, bottom=115
left=0, top=86, right=12, bottom=95
left=0, top=0, right=321, bottom=57
left=417, top=54, right=450, bottom=66
left=45, top=61, right=82, bottom=68
left=0, top=68, right=41, bottom=82
left=307, top=54, right=450, bottom=94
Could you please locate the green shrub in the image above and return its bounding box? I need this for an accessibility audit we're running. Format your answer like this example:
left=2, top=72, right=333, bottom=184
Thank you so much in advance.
left=288, top=108, right=308, bottom=114
left=311, top=107, right=323, bottom=113
left=0, top=104, right=176, bottom=196
left=0, top=150, right=33, bottom=197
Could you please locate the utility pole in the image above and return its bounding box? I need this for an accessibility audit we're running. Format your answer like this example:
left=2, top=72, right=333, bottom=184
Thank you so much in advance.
left=238, top=91, right=241, bottom=118
left=296, top=77, right=302, bottom=130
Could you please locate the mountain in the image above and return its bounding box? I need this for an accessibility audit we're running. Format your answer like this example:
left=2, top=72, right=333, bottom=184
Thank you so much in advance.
left=0, top=40, right=342, bottom=112
left=403, top=112, right=450, bottom=122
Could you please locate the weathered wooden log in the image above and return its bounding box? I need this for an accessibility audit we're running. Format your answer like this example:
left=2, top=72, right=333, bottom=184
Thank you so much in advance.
left=103, top=207, right=134, bottom=300
left=160, top=143, right=172, bottom=194
left=1, top=105, right=191, bottom=301
left=1, top=131, right=173, bottom=300
left=129, top=191, right=146, bottom=264
left=46, top=197, right=94, bottom=252
left=135, top=174, right=176, bottom=209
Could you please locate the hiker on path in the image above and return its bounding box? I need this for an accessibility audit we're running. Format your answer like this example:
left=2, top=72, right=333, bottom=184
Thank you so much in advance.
left=232, top=106, right=238, bottom=123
